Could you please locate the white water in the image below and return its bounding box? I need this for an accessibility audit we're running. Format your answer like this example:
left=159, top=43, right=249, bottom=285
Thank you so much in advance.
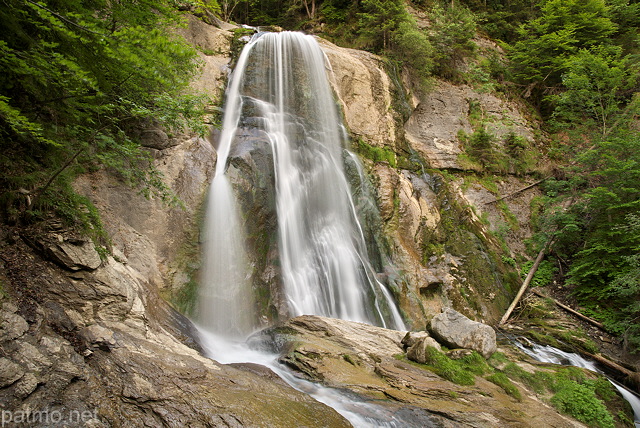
left=197, top=327, right=408, bottom=427
left=196, top=31, right=410, bottom=426
left=516, top=341, right=640, bottom=426
left=200, top=31, right=404, bottom=332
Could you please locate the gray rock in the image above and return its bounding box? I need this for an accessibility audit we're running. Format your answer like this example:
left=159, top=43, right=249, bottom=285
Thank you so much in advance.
left=401, top=331, right=431, bottom=350
left=406, top=336, right=442, bottom=364
left=0, top=306, right=29, bottom=342
left=79, top=324, right=116, bottom=351
left=0, top=358, right=24, bottom=387
left=45, top=240, right=102, bottom=271
left=140, top=127, right=177, bottom=150
left=14, top=372, right=39, bottom=398
left=429, top=308, right=496, bottom=359
left=446, top=348, right=475, bottom=360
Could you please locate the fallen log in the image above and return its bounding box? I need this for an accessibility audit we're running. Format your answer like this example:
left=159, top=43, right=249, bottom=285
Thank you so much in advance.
left=499, top=247, right=546, bottom=326
left=530, top=289, right=606, bottom=331
left=485, top=176, right=550, bottom=205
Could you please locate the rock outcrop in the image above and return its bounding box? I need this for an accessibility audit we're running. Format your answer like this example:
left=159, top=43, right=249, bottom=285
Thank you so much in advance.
left=256, top=315, right=594, bottom=427
left=429, top=308, right=497, bottom=358
left=0, top=225, right=351, bottom=427
left=404, top=80, right=536, bottom=170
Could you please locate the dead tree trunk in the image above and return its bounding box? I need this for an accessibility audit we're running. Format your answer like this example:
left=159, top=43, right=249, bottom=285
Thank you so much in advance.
left=499, top=246, right=546, bottom=326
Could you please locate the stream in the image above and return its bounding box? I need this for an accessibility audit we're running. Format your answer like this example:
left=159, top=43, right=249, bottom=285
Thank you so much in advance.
left=515, top=341, right=640, bottom=427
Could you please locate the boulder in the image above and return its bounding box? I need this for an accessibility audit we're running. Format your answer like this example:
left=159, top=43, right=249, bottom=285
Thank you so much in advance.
left=401, top=330, right=431, bottom=350
left=429, top=308, right=496, bottom=358
left=406, top=336, right=443, bottom=364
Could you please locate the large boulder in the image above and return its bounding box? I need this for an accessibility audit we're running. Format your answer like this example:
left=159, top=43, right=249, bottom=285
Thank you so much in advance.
left=429, top=308, right=497, bottom=359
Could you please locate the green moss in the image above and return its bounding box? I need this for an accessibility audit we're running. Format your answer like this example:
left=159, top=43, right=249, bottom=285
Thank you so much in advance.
left=423, top=346, right=476, bottom=385
left=342, top=354, right=359, bottom=366
left=486, top=372, right=522, bottom=400
left=354, top=139, right=397, bottom=168
left=502, top=363, right=551, bottom=394
left=551, top=380, right=615, bottom=428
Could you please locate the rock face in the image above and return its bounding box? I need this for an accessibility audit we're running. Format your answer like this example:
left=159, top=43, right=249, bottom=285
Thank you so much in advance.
left=429, top=308, right=497, bottom=358
left=320, top=38, right=403, bottom=150
left=0, top=227, right=350, bottom=427
left=257, top=315, right=589, bottom=427
left=404, top=80, right=536, bottom=170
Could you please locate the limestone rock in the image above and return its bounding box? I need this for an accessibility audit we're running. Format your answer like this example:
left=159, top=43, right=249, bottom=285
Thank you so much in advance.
left=401, top=330, right=431, bottom=349
left=404, top=80, right=536, bottom=170
left=429, top=308, right=497, bottom=358
left=407, top=336, right=443, bottom=364
left=320, top=39, right=401, bottom=149
left=0, top=358, right=23, bottom=388
left=45, top=240, right=102, bottom=271
left=79, top=324, right=117, bottom=351
left=0, top=304, right=28, bottom=342
left=14, top=372, right=38, bottom=398
left=139, top=126, right=174, bottom=150
left=260, top=315, right=591, bottom=427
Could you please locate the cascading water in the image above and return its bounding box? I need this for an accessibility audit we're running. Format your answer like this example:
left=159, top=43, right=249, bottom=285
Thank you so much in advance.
left=196, top=31, right=409, bottom=426
left=514, top=341, right=640, bottom=426
left=200, top=30, right=404, bottom=334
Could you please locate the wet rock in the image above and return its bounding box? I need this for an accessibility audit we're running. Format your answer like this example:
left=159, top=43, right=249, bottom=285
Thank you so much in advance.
left=429, top=308, right=497, bottom=358
left=320, top=39, right=402, bottom=150
left=265, top=315, right=587, bottom=427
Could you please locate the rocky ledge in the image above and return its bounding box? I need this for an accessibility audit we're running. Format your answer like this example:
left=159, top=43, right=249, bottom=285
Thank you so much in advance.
left=253, top=314, right=635, bottom=427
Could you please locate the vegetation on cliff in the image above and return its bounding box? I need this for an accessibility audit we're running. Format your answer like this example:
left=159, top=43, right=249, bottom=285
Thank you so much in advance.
left=0, top=0, right=211, bottom=238
left=223, top=0, right=640, bottom=352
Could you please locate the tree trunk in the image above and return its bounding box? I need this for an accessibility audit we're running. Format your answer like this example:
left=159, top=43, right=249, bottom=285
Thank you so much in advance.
left=499, top=247, right=546, bottom=325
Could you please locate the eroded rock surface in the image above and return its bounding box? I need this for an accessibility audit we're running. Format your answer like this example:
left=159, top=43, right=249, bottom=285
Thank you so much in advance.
left=0, top=228, right=351, bottom=427
left=257, top=315, right=588, bottom=427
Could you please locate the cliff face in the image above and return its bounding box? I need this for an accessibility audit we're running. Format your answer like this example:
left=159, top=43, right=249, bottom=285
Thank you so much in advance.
left=0, top=15, right=571, bottom=426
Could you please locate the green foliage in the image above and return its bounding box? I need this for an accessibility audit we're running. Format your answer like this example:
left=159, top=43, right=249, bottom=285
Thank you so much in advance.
left=0, top=0, right=207, bottom=232
left=549, top=47, right=637, bottom=138
left=355, top=139, right=397, bottom=167
left=520, top=258, right=558, bottom=287
left=427, top=3, right=477, bottom=80
left=537, top=137, right=640, bottom=351
left=485, top=372, right=522, bottom=400
left=391, top=19, right=434, bottom=90
left=508, top=0, right=618, bottom=109
left=423, top=346, right=476, bottom=385
left=551, top=379, right=615, bottom=428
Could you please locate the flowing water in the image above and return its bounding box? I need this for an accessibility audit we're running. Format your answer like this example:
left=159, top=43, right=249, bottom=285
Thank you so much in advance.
left=199, top=31, right=404, bottom=333
left=197, top=31, right=408, bottom=426
left=515, top=341, right=640, bottom=426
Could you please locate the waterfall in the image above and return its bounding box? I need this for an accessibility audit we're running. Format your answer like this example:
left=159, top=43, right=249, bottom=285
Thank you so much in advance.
left=199, top=31, right=404, bottom=335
